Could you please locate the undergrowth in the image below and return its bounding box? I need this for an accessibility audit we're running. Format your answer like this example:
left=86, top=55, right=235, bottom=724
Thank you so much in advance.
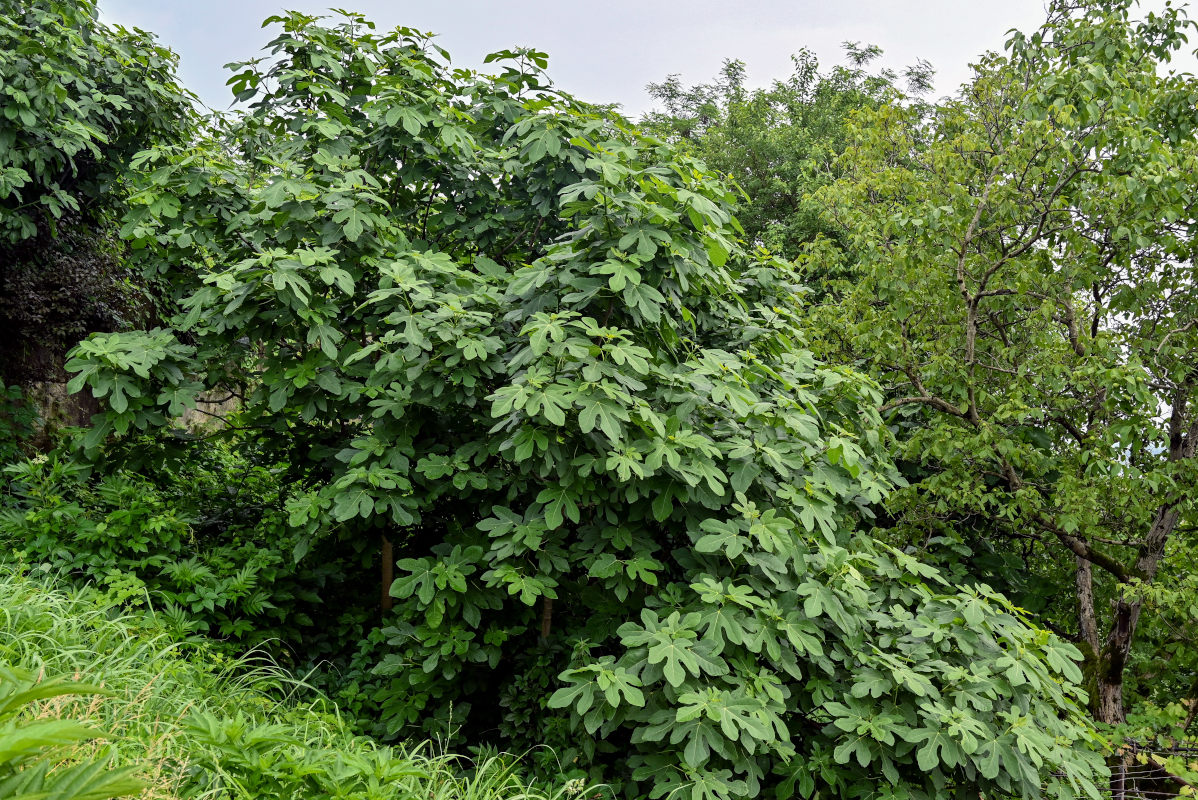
left=0, top=566, right=598, bottom=800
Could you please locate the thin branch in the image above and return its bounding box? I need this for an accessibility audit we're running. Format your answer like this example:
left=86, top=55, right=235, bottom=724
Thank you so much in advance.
left=880, top=396, right=968, bottom=417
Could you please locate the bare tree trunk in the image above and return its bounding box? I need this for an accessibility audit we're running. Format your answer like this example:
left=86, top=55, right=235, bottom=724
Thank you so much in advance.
left=1076, top=555, right=1099, bottom=655
left=1096, top=654, right=1128, bottom=723
left=1076, top=554, right=1125, bottom=721
left=539, top=597, right=553, bottom=646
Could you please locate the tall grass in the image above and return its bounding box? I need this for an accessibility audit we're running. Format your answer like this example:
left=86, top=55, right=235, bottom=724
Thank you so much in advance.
left=0, top=566, right=596, bottom=800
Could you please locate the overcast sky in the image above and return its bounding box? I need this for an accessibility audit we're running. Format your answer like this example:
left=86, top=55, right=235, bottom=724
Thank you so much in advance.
left=98, top=1, right=1194, bottom=117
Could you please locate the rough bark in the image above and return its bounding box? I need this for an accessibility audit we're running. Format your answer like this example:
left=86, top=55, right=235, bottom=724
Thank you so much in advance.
left=1076, top=555, right=1099, bottom=655
left=1096, top=629, right=1131, bottom=724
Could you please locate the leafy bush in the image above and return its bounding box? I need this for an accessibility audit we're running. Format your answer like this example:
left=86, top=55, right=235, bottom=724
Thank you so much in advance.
left=0, top=0, right=188, bottom=242
left=0, top=565, right=595, bottom=800
left=64, top=12, right=1109, bottom=800
left=0, top=445, right=333, bottom=651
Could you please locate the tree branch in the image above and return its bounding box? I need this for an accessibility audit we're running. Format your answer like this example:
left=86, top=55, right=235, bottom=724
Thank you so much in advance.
left=880, top=396, right=968, bottom=417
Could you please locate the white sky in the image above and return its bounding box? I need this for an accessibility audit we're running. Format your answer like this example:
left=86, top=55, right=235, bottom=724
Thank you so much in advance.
left=98, top=1, right=1196, bottom=116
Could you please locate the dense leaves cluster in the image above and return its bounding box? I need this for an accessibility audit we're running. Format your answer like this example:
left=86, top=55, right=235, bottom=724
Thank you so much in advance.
left=0, top=0, right=190, bottom=384
left=0, top=384, right=35, bottom=464
left=0, top=445, right=331, bottom=649
left=0, top=0, right=187, bottom=241
left=60, top=11, right=1107, bottom=800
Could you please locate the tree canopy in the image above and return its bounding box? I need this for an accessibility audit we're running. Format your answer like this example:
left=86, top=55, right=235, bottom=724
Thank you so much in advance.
left=814, top=0, right=1198, bottom=726
left=641, top=45, right=932, bottom=270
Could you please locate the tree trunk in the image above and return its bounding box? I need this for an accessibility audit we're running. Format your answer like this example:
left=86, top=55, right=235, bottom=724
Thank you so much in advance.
left=380, top=534, right=394, bottom=612
left=1095, top=649, right=1129, bottom=724
left=1075, top=556, right=1099, bottom=655
left=1091, top=503, right=1181, bottom=724
left=1097, top=680, right=1124, bottom=725
left=538, top=597, right=553, bottom=646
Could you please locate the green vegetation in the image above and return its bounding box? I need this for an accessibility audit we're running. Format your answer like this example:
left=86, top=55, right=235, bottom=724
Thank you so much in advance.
left=810, top=0, right=1198, bottom=726
left=0, top=567, right=590, bottom=800
left=2, top=0, right=1196, bottom=798
left=2, top=448, right=326, bottom=648
left=0, top=0, right=191, bottom=386
left=0, top=665, right=143, bottom=800
left=57, top=8, right=1106, bottom=800
left=640, top=44, right=930, bottom=270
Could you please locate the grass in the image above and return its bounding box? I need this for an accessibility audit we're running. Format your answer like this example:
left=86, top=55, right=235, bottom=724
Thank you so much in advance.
left=0, top=565, right=596, bottom=800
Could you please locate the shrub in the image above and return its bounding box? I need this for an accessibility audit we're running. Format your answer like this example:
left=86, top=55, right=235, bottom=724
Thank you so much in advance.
left=0, top=383, right=36, bottom=464
left=0, top=0, right=192, bottom=386
left=0, top=445, right=331, bottom=652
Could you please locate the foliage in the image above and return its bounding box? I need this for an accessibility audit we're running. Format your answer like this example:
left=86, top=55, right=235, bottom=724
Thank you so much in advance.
left=641, top=45, right=931, bottom=267
left=0, top=0, right=191, bottom=384
left=61, top=11, right=1109, bottom=799
left=0, top=443, right=340, bottom=652
left=0, top=565, right=596, bottom=800
left=1117, top=535, right=1198, bottom=718
left=0, top=666, right=143, bottom=800
left=813, top=0, right=1198, bottom=723
left=1098, top=702, right=1198, bottom=799
left=0, top=383, right=37, bottom=464
left=0, top=0, right=188, bottom=242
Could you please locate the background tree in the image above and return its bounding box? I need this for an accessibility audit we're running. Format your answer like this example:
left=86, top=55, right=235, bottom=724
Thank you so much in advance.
left=816, top=0, right=1198, bottom=725
left=641, top=45, right=933, bottom=270
left=63, top=11, right=1105, bottom=800
left=0, top=0, right=191, bottom=389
